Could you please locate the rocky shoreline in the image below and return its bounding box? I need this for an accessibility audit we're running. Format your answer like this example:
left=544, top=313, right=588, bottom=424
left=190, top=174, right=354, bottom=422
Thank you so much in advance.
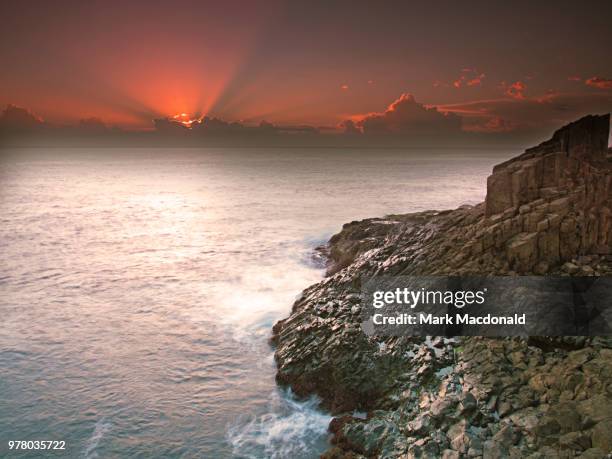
left=272, top=114, right=612, bottom=458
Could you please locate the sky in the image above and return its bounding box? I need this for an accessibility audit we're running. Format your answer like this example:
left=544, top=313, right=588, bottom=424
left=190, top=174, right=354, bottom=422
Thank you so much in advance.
left=1, top=0, right=611, bottom=140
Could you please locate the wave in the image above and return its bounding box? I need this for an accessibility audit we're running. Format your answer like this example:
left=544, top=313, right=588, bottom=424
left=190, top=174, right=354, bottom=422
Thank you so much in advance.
left=226, top=389, right=330, bottom=459
left=83, top=418, right=112, bottom=459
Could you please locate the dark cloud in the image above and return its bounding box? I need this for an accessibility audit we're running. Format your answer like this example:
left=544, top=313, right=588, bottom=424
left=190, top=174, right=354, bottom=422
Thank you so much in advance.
left=154, top=115, right=247, bottom=134
left=2, top=94, right=609, bottom=149
left=351, top=94, right=462, bottom=137
left=153, top=117, right=190, bottom=133
left=152, top=114, right=319, bottom=138
left=78, top=117, right=108, bottom=133
left=439, top=91, right=612, bottom=138
left=339, top=119, right=360, bottom=134
left=0, top=104, right=43, bottom=130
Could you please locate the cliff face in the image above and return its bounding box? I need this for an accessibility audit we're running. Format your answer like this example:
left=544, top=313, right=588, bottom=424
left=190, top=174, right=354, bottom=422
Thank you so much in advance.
left=486, top=114, right=610, bottom=216
left=272, top=114, right=612, bottom=458
left=484, top=114, right=612, bottom=273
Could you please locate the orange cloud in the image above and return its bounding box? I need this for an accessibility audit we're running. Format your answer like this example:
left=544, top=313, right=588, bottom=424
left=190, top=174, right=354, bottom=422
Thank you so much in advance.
left=467, top=74, right=485, bottom=86
left=451, top=69, right=485, bottom=88
left=533, top=89, right=561, bottom=104
left=503, top=81, right=526, bottom=99
left=585, top=77, right=612, bottom=90
left=341, top=84, right=349, bottom=90
left=465, top=116, right=518, bottom=133
left=567, top=76, right=582, bottom=82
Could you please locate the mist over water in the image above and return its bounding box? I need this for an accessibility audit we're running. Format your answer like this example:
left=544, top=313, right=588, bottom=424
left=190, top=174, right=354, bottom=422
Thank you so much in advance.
left=0, top=147, right=505, bottom=458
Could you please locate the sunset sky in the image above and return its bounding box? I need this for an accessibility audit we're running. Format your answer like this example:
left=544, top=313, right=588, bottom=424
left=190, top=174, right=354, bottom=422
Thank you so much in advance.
left=1, top=0, right=611, bottom=137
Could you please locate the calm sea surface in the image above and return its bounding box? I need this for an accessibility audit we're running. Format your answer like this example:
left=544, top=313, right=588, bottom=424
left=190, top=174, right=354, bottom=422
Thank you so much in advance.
left=0, top=147, right=508, bottom=458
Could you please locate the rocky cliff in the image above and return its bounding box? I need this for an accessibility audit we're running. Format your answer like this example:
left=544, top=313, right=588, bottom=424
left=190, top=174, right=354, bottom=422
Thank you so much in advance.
left=272, top=114, right=612, bottom=458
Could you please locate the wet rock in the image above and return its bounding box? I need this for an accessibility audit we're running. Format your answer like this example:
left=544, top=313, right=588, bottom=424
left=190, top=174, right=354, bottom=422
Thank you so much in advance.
left=321, top=447, right=366, bottom=459
left=330, top=415, right=357, bottom=436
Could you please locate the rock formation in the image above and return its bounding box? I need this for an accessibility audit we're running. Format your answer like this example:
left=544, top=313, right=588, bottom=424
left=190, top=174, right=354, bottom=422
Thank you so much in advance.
left=272, top=114, right=612, bottom=458
left=484, top=114, right=612, bottom=273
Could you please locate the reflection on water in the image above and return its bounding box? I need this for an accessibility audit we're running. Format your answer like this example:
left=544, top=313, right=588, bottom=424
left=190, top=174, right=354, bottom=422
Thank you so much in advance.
left=0, top=147, right=505, bottom=457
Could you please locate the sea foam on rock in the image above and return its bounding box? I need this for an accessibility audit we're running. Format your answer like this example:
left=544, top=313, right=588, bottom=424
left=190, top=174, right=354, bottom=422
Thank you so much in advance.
left=272, top=114, right=612, bottom=458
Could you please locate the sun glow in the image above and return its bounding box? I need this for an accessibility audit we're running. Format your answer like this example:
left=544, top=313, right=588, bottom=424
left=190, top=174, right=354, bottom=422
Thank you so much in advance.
left=172, top=113, right=203, bottom=128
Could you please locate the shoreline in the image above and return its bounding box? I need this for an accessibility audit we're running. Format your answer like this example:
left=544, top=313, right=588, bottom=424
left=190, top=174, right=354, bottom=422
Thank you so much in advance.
left=272, top=114, right=612, bottom=458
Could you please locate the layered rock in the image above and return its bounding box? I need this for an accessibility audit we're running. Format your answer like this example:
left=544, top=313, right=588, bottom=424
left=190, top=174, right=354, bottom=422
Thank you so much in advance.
left=272, top=114, right=612, bottom=458
left=484, top=114, right=612, bottom=272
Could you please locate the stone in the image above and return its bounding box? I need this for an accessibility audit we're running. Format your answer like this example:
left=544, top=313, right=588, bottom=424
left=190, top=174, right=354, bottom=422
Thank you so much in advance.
left=534, top=416, right=561, bottom=438
left=577, top=448, right=606, bottom=459
left=549, top=197, right=571, bottom=216
left=486, top=170, right=514, bottom=216
left=483, top=439, right=508, bottom=459
left=558, top=431, right=591, bottom=451
left=506, top=232, right=538, bottom=270
left=447, top=420, right=470, bottom=453
left=590, top=419, right=612, bottom=451
left=459, top=392, right=478, bottom=414
left=534, top=261, right=549, bottom=274
left=537, top=219, right=549, bottom=232
left=578, top=394, right=612, bottom=425
left=562, top=262, right=579, bottom=274
left=580, top=265, right=595, bottom=275
left=406, top=415, right=432, bottom=435
left=548, top=402, right=582, bottom=433
left=430, top=397, right=457, bottom=419
left=492, top=424, right=516, bottom=447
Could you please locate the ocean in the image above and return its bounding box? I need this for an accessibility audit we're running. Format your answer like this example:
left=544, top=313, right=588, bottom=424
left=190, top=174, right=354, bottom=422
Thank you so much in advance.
left=0, top=147, right=506, bottom=458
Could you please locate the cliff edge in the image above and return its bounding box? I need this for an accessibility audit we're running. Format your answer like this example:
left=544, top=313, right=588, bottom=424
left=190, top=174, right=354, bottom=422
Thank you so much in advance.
left=272, top=114, right=612, bottom=458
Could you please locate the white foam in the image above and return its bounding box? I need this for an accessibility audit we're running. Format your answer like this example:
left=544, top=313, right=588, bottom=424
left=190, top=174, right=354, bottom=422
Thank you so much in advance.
left=226, top=389, right=331, bottom=459
left=83, top=418, right=112, bottom=459
left=209, top=258, right=323, bottom=343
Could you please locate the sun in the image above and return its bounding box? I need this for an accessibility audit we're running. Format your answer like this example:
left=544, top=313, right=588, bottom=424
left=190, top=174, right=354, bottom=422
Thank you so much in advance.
left=172, top=113, right=202, bottom=128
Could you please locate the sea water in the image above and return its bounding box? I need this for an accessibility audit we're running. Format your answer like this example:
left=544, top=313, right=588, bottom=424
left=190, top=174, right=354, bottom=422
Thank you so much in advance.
left=0, top=147, right=506, bottom=458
